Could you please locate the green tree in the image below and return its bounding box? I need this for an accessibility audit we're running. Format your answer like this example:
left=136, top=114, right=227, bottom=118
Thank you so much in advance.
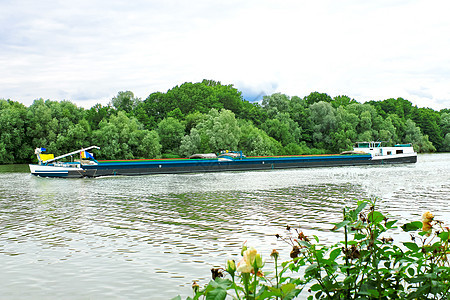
left=441, top=133, right=450, bottom=152
left=92, top=111, right=161, bottom=159
left=304, top=91, right=333, bottom=106
left=404, top=119, right=436, bottom=153
left=141, top=82, right=220, bottom=123
left=240, top=100, right=267, bottom=126
left=4, top=83, right=449, bottom=164
left=203, top=79, right=247, bottom=118
left=283, top=141, right=312, bottom=155
left=27, top=100, right=91, bottom=155
left=0, top=99, right=31, bottom=163
left=179, top=128, right=202, bottom=157
left=26, top=99, right=61, bottom=154
left=238, top=120, right=283, bottom=156
left=387, top=113, right=407, bottom=144
left=344, top=103, right=383, bottom=142
left=139, top=80, right=255, bottom=126
left=378, top=116, right=397, bottom=143
left=411, top=107, right=442, bottom=150
left=59, top=120, right=92, bottom=151
left=358, top=110, right=373, bottom=141
left=184, top=111, right=207, bottom=135
left=261, top=113, right=301, bottom=146
left=331, top=95, right=357, bottom=108
left=157, top=117, right=185, bottom=155
left=369, top=97, right=415, bottom=119
left=85, top=103, right=114, bottom=131
left=111, top=91, right=141, bottom=113
left=332, top=106, right=359, bottom=151
left=167, top=108, right=184, bottom=120
left=133, top=95, right=159, bottom=130
left=179, top=109, right=241, bottom=156
left=440, top=112, right=450, bottom=137
left=261, top=93, right=290, bottom=117
left=289, top=96, right=313, bottom=144
left=309, top=101, right=337, bottom=150
left=129, top=129, right=161, bottom=159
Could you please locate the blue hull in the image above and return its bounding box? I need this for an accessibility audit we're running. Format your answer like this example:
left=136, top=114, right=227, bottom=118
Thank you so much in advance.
left=79, top=153, right=411, bottom=177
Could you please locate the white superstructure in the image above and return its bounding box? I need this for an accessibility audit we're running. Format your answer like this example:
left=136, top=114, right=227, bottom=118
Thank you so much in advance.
left=353, top=142, right=417, bottom=161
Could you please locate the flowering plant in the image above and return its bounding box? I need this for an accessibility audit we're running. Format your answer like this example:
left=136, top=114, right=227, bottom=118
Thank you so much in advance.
left=173, top=199, right=449, bottom=299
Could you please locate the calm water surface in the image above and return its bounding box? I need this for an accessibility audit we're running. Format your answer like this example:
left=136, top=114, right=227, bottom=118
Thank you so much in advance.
left=0, top=154, right=449, bottom=299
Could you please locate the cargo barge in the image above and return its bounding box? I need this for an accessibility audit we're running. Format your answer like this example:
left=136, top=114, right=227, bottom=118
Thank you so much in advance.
left=29, top=142, right=417, bottom=178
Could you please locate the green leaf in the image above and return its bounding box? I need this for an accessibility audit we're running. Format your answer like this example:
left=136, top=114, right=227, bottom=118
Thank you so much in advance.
left=285, top=288, right=301, bottom=300
left=329, top=248, right=341, bottom=261
left=332, top=220, right=350, bottom=231
left=359, top=282, right=379, bottom=297
left=408, top=275, right=428, bottom=283
left=209, top=278, right=233, bottom=293
left=368, top=211, right=384, bottom=223
left=265, top=287, right=281, bottom=297
left=385, top=220, right=397, bottom=229
left=403, top=242, right=420, bottom=252
left=170, top=296, right=182, bottom=300
left=298, top=240, right=311, bottom=248
left=354, top=201, right=368, bottom=215
left=305, top=263, right=319, bottom=274
left=438, top=230, right=449, bottom=241
left=281, top=283, right=295, bottom=294
left=205, top=288, right=227, bottom=300
left=354, top=233, right=366, bottom=240
left=407, top=267, right=415, bottom=276
left=310, top=283, right=322, bottom=292
left=401, top=221, right=422, bottom=232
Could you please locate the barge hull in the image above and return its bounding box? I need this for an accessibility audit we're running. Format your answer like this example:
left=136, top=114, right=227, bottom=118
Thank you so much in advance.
left=29, top=143, right=418, bottom=178
left=30, top=153, right=417, bottom=178
left=79, top=154, right=387, bottom=177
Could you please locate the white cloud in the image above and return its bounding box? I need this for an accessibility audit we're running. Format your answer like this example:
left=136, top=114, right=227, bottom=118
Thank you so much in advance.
left=1, top=0, right=449, bottom=110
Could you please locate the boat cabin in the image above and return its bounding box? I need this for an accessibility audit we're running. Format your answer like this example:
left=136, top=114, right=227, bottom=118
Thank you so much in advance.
left=353, top=142, right=416, bottom=157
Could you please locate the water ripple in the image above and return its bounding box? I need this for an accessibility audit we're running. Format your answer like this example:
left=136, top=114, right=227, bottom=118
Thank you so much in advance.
left=0, top=154, right=449, bottom=299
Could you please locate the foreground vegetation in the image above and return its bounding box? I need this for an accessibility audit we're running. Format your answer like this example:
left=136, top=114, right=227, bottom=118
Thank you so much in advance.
left=1, top=80, right=450, bottom=164
left=175, top=199, right=450, bottom=299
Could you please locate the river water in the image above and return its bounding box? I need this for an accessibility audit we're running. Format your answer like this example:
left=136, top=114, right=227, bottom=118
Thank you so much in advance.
left=0, top=154, right=449, bottom=299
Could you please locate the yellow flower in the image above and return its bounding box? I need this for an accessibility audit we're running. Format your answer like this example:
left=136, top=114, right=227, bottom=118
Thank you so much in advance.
left=422, top=211, right=434, bottom=232
left=226, top=259, right=236, bottom=275
left=236, top=247, right=264, bottom=273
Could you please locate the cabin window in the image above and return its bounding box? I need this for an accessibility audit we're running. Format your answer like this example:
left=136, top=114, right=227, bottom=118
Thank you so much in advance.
left=387, top=151, right=391, bottom=155
left=396, top=150, right=403, bottom=154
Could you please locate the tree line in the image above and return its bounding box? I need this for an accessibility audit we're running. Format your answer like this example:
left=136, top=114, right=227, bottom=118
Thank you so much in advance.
left=1, top=79, right=449, bottom=164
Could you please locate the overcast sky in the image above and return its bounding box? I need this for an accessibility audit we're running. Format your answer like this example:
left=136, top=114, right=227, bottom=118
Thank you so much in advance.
left=1, top=0, right=449, bottom=110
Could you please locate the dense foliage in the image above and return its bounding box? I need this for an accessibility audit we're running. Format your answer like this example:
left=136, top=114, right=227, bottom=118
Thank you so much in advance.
left=1, top=80, right=449, bottom=164
left=176, top=200, right=450, bottom=299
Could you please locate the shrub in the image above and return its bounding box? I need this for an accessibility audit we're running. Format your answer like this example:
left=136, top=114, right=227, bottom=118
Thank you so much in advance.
left=174, top=199, right=450, bottom=299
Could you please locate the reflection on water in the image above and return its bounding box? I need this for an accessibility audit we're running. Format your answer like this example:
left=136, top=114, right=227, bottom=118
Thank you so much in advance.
left=0, top=154, right=449, bottom=299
